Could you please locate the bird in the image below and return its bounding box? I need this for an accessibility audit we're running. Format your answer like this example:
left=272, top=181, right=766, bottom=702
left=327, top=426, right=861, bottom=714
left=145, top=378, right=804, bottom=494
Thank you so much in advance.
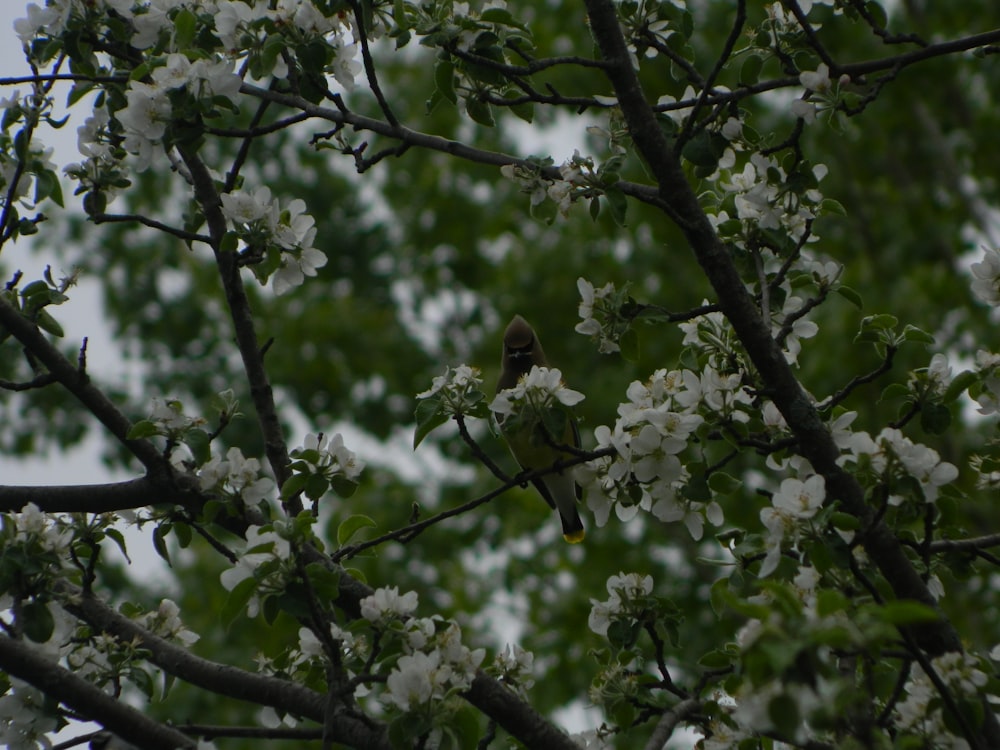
left=495, top=315, right=585, bottom=543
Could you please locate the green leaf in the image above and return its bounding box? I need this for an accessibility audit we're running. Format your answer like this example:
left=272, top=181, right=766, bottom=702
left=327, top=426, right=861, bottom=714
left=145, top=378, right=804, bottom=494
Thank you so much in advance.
left=304, top=473, right=330, bottom=501
left=768, top=692, right=800, bottom=739
left=739, top=54, right=763, bottom=85
left=330, top=474, right=359, bottom=498
left=34, top=309, right=64, bottom=337
left=425, top=88, right=446, bottom=115
left=221, top=575, right=257, bottom=630
left=392, top=0, right=410, bottom=28
left=698, top=648, right=734, bottom=669
left=681, top=130, right=727, bottom=169
left=481, top=7, right=523, bottom=27
left=619, top=328, right=639, bottom=362
left=220, top=231, right=239, bottom=253
left=337, top=513, right=378, bottom=547
left=22, top=599, right=55, bottom=643
left=185, top=428, right=212, bottom=465
left=820, top=197, right=847, bottom=215
left=127, top=420, right=160, bottom=440
left=901, top=325, right=935, bottom=345
left=708, top=471, right=742, bottom=495
left=606, top=618, right=640, bottom=649
left=413, top=397, right=448, bottom=449
left=153, top=524, right=172, bottom=566
left=943, top=370, right=976, bottom=403
left=173, top=521, right=193, bottom=549
left=173, top=9, right=197, bottom=50
left=877, top=600, right=939, bottom=626
left=305, top=561, right=340, bottom=601
left=466, top=97, right=495, bottom=127
left=389, top=714, right=433, bottom=750
left=920, top=402, right=951, bottom=434
left=280, top=472, right=309, bottom=501
left=830, top=511, right=859, bottom=531
left=434, top=58, right=456, bottom=104
left=507, top=93, right=534, bottom=123
left=604, top=186, right=627, bottom=227
left=865, top=0, right=888, bottom=29
left=816, top=589, right=850, bottom=618
left=105, top=527, right=132, bottom=563
left=83, top=190, right=107, bottom=216
left=861, top=313, right=898, bottom=331
left=835, top=285, right=863, bottom=309
left=878, top=382, right=909, bottom=404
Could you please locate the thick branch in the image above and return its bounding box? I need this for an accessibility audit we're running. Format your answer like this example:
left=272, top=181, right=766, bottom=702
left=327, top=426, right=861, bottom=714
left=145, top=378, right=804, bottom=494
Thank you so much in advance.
left=0, top=635, right=197, bottom=749
left=465, top=674, right=583, bottom=750
left=0, top=477, right=205, bottom=514
left=643, top=699, right=702, bottom=750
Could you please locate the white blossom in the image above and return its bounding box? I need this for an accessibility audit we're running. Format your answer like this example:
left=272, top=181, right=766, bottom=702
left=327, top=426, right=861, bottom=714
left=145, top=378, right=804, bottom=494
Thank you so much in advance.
left=360, top=586, right=419, bottom=624
left=970, top=247, right=1000, bottom=306
left=490, top=365, right=584, bottom=416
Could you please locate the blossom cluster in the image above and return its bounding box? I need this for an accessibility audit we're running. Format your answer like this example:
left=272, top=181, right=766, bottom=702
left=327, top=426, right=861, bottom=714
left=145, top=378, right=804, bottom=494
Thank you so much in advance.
left=143, top=396, right=208, bottom=441
left=219, top=523, right=295, bottom=619
left=285, top=430, right=365, bottom=500
left=0, top=91, right=59, bottom=214
left=578, top=368, right=721, bottom=540
left=416, top=364, right=484, bottom=415
left=317, top=586, right=487, bottom=716
left=490, top=643, right=535, bottom=696
left=894, top=653, right=987, bottom=748
left=16, top=0, right=359, bottom=81
left=709, top=152, right=827, bottom=245
left=133, top=598, right=200, bottom=647
left=490, top=365, right=585, bottom=422
left=383, top=623, right=485, bottom=713
left=587, top=571, right=654, bottom=638
left=197, top=446, right=275, bottom=504
left=970, top=246, right=1000, bottom=306
left=0, top=679, right=61, bottom=748
left=220, top=186, right=328, bottom=294
left=838, top=426, right=959, bottom=507
left=117, top=53, right=243, bottom=171
left=575, top=277, right=626, bottom=354
left=0, top=504, right=76, bottom=613
left=500, top=149, right=621, bottom=222
left=758, top=475, right=826, bottom=577
left=499, top=158, right=586, bottom=219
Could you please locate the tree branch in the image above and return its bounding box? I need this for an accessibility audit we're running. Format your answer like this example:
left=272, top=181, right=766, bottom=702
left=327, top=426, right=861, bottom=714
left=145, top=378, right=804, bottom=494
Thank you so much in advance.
left=91, top=213, right=212, bottom=244
left=239, top=83, right=666, bottom=208
left=465, top=674, right=584, bottom=750
left=642, top=698, right=701, bottom=750
left=0, top=477, right=204, bottom=514
left=0, top=635, right=197, bottom=750
left=177, top=147, right=295, bottom=502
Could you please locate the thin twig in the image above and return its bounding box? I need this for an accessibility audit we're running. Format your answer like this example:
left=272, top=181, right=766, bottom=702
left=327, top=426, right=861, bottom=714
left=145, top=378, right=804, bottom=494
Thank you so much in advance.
left=92, top=213, right=212, bottom=244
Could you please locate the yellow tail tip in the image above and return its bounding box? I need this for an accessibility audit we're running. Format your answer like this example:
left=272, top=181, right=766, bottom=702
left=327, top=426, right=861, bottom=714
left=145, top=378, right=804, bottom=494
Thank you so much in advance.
left=563, top=530, right=585, bottom=544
